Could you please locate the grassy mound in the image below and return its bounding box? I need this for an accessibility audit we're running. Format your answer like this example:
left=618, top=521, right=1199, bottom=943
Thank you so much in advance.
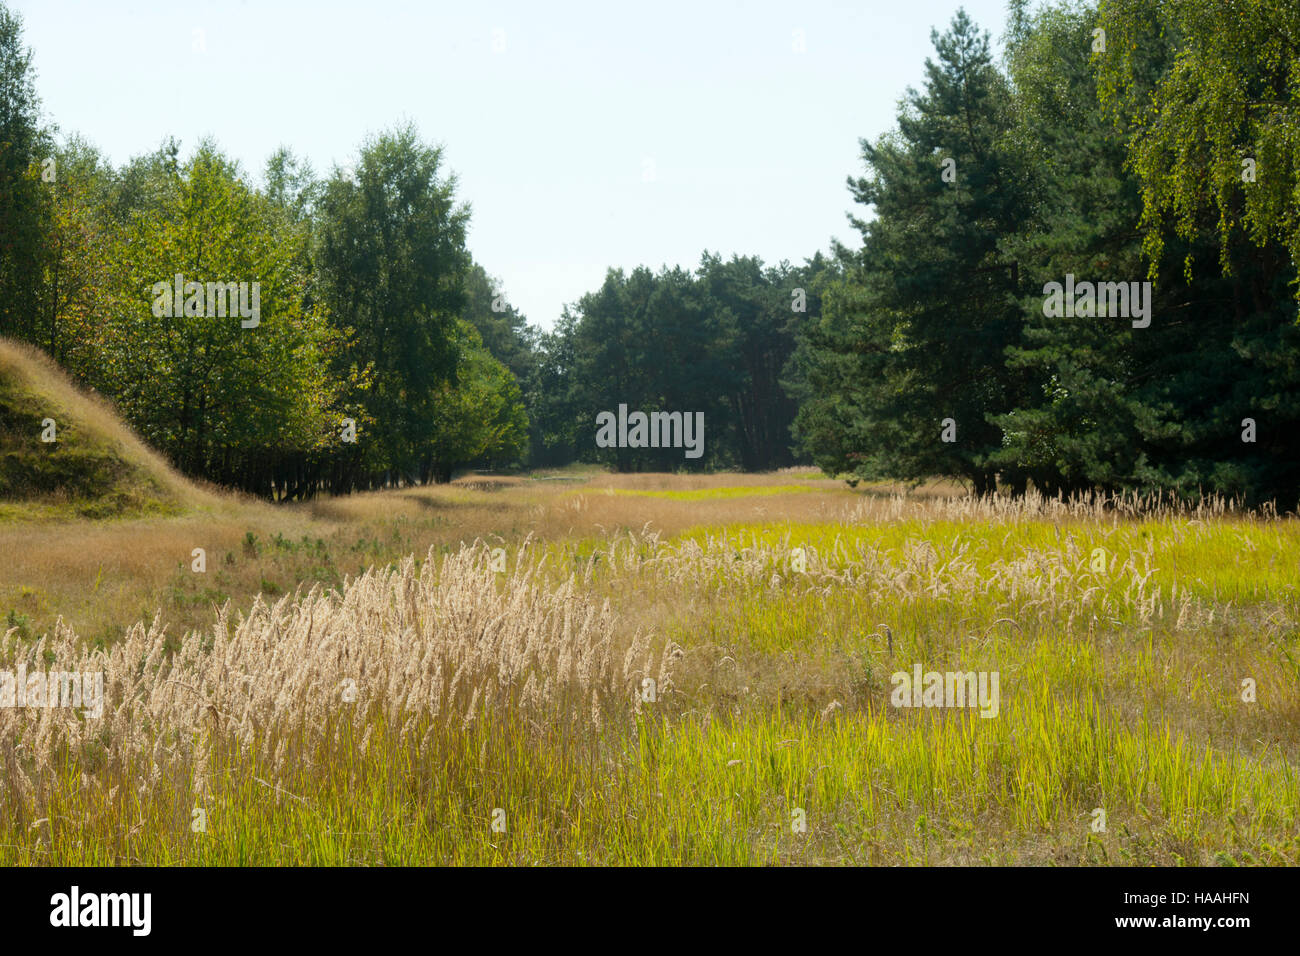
left=0, top=339, right=215, bottom=519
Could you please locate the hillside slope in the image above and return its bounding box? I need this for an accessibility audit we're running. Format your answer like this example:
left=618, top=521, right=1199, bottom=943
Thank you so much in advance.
left=0, top=339, right=221, bottom=519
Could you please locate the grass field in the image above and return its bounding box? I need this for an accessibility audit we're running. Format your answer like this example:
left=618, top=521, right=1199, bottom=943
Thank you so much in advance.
left=2, top=466, right=1298, bottom=866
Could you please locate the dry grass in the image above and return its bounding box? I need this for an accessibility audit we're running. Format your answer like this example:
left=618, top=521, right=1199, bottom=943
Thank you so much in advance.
left=0, top=470, right=870, bottom=641
left=2, top=541, right=671, bottom=815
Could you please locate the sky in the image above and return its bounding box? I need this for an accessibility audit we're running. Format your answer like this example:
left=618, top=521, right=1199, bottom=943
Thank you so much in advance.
left=12, top=0, right=1014, bottom=330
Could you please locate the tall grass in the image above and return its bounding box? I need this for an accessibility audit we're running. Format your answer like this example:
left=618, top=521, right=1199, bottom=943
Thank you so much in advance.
left=2, top=488, right=1296, bottom=865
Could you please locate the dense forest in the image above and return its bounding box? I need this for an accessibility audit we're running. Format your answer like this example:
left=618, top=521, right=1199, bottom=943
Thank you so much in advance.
left=1, top=0, right=1297, bottom=504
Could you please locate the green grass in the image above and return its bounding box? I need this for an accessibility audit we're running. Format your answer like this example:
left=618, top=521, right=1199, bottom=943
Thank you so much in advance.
left=13, top=697, right=1296, bottom=865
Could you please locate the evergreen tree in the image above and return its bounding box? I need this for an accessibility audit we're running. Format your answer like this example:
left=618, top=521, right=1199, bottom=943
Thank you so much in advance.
left=0, top=3, right=52, bottom=344
left=796, top=9, right=1032, bottom=493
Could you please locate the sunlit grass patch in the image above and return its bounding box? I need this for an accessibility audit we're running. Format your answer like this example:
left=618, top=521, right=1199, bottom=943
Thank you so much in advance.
left=605, top=484, right=823, bottom=502
left=667, top=514, right=1300, bottom=609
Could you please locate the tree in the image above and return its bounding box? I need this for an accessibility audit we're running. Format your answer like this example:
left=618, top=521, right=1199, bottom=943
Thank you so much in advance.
left=796, top=9, right=1032, bottom=494
left=526, top=308, right=581, bottom=466
left=698, top=252, right=803, bottom=470
left=88, top=141, right=338, bottom=496
left=1091, top=0, right=1300, bottom=503
left=0, top=2, right=52, bottom=344
left=316, top=124, right=471, bottom=487
left=424, top=320, right=529, bottom=482
left=1097, top=0, right=1300, bottom=297
left=34, top=136, right=112, bottom=367
left=989, top=1, right=1161, bottom=496
left=568, top=265, right=736, bottom=471
left=462, top=261, right=537, bottom=385
left=782, top=250, right=844, bottom=467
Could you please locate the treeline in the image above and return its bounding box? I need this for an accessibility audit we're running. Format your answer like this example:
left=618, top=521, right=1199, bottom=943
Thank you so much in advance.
left=524, top=0, right=1300, bottom=505
left=526, top=252, right=839, bottom=471
left=2, top=1, right=1299, bottom=504
left=0, top=7, right=528, bottom=498
left=792, top=0, right=1300, bottom=505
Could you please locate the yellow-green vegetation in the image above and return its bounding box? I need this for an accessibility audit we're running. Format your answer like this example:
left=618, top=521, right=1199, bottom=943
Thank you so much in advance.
left=2, top=478, right=1297, bottom=865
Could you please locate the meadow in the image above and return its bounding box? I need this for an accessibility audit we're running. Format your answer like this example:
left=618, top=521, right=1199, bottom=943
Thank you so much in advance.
left=2, top=469, right=1297, bottom=866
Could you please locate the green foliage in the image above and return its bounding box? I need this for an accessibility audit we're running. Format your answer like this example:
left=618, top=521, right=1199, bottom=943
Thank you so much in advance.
left=462, top=261, right=537, bottom=384
left=990, top=2, right=1163, bottom=495
left=84, top=142, right=339, bottom=493
left=1097, top=0, right=1300, bottom=291
left=0, top=3, right=53, bottom=345
left=539, top=253, right=825, bottom=472
left=794, top=2, right=1300, bottom=505
left=525, top=309, right=582, bottom=467
left=35, top=137, right=114, bottom=368
left=796, top=10, right=1031, bottom=494
left=4, top=0, right=1299, bottom=505
left=424, top=321, right=529, bottom=481
left=698, top=252, right=814, bottom=470
left=316, top=124, right=471, bottom=485
left=994, top=1, right=1300, bottom=504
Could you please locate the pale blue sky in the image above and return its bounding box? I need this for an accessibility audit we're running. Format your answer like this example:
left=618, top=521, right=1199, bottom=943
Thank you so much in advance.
left=12, top=0, right=1013, bottom=329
